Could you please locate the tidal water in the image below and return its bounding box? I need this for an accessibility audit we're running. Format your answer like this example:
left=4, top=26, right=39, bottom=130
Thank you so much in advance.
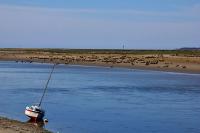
left=0, top=61, right=200, bottom=133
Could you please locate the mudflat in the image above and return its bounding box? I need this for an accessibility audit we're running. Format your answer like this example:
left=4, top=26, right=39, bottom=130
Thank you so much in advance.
left=0, top=117, right=51, bottom=133
left=0, top=48, right=200, bottom=74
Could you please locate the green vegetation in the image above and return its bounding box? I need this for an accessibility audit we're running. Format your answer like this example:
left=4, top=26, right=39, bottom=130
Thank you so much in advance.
left=0, top=48, right=200, bottom=56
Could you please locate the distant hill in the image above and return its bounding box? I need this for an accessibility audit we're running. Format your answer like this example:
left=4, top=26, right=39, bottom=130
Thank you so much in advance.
left=179, top=47, right=200, bottom=50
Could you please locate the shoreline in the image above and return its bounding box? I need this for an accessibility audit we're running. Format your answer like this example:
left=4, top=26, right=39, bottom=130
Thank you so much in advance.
left=0, top=49, right=200, bottom=74
left=1, top=59, right=200, bottom=74
left=0, top=116, right=51, bottom=133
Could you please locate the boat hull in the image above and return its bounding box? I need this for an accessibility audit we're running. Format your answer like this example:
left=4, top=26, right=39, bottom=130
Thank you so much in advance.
left=25, top=109, right=44, bottom=121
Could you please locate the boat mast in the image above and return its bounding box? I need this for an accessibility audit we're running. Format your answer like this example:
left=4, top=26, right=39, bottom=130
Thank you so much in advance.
left=39, top=64, right=56, bottom=107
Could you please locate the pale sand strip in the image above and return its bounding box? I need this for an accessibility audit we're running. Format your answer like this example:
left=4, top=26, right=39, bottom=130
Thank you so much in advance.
left=0, top=51, right=200, bottom=74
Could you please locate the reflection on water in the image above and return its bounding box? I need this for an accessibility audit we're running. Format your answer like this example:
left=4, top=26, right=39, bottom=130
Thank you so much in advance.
left=0, top=61, right=200, bottom=133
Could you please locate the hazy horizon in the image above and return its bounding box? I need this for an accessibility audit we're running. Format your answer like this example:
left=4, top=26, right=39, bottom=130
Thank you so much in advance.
left=0, top=0, right=200, bottom=49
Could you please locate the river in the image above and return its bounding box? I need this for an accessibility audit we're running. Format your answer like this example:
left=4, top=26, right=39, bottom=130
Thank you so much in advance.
left=0, top=61, right=199, bottom=133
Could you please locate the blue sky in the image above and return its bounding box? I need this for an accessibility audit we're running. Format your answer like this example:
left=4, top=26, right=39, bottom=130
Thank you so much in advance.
left=0, top=0, right=200, bottom=49
left=0, top=0, right=199, bottom=11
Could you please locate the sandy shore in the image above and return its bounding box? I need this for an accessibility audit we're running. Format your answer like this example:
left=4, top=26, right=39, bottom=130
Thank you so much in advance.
left=0, top=49, right=200, bottom=74
left=0, top=117, right=51, bottom=133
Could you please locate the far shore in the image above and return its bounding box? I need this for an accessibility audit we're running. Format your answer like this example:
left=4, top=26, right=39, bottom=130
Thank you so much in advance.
left=0, top=116, right=51, bottom=133
left=0, top=48, right=200, bottom=74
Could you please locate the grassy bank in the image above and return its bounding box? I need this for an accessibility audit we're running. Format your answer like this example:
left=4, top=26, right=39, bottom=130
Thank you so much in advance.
left=0, top=48, right=200, bottom=56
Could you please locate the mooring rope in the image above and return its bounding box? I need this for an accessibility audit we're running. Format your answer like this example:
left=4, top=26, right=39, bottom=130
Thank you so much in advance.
left=39, top=64, right=56, bottom=107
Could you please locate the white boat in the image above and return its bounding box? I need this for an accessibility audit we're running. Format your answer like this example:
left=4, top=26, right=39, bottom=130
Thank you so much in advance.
left=25, top=64, right=56, bottom=121
left=25, top=105, right=45, bottom=121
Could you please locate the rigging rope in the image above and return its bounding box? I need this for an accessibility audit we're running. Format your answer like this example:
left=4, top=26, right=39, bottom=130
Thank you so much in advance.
left=39, top=64, right=56, bottom=107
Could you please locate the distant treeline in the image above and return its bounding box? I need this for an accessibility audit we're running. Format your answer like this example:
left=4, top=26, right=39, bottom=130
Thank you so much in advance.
left=178, top=47, right=200, bottom=50
left=0, top=48, right=200, bottom=55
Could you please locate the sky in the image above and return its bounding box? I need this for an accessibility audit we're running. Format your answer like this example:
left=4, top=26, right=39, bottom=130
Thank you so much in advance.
left=0, top=0, right=200, bottom=49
